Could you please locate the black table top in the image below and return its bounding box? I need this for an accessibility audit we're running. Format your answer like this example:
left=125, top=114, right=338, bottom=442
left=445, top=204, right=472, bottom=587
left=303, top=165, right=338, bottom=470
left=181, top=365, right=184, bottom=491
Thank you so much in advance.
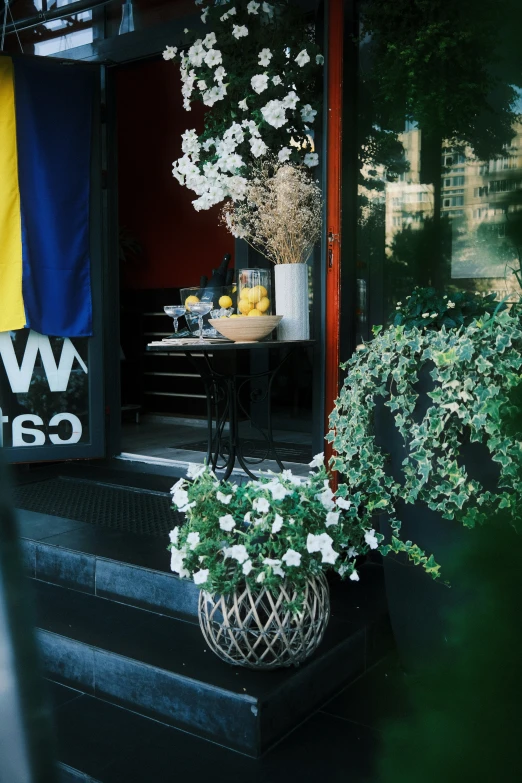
left=146, top=339, right=314, bottom=353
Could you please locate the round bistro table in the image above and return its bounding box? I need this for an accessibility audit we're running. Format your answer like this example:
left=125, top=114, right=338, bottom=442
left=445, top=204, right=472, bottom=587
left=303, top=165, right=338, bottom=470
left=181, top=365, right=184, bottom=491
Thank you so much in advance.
left=146, top=339, right=314, bottom=480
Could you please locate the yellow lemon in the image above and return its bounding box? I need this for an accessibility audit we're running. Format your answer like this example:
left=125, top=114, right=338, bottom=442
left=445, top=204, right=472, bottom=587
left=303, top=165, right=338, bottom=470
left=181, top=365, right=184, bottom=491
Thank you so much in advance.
left=248, top=309, right=262, bottom=316
left=219, top=295, right=233, bottom=309
left=238, top=299, right=253, bottom=315
left=232, top=286, right=237, bottom=293
left=185, top=295, right=199, bottom=306
left=229, top=314, right=240, bottom=318
left=247, top=285, right=265, bottom=303
left=240, top=286, right=251, bottom=300
left=256, top=296, right=270, bottom=313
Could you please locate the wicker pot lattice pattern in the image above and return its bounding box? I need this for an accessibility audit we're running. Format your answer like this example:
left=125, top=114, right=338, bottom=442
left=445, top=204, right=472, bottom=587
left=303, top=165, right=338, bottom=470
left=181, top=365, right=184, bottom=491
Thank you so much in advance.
left=198, top=574, right=330, bottom=670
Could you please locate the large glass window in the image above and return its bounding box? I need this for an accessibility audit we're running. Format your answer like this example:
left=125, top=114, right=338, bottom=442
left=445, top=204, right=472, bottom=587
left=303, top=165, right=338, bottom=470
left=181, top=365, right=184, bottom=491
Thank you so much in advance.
left=0, top=331, right=90, bottom=449
left=354, top=0, right=522, bottom=342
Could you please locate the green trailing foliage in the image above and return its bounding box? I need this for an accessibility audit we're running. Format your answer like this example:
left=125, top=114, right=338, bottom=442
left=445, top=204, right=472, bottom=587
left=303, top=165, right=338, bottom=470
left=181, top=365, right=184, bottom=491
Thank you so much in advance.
left=328, top=304, right=522, bottom=572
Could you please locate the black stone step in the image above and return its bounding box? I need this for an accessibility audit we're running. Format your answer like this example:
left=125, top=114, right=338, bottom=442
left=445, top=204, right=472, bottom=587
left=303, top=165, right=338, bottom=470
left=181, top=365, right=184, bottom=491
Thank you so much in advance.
left=33, top=570, right=389, bottom=757
left=18, top=508, right=199, bottom=620
left=49, top=680, right=380, bottom=782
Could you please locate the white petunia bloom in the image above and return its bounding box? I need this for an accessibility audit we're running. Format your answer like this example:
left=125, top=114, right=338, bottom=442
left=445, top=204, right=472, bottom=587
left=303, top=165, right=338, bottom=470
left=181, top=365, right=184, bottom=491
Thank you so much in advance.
left=301, top=104, right=317, bottom=123
left=253, top=496, right=270, bottom=513
left=295, top=49, right=311, bottom=67
left=266, top=480, right=292, bottom=501
left=349, top=569, right=360, bottom=582
left=447, top=301, right=456, bottom=309
left=171, top=477, right=186, bottom=495
left=203, top=32, right=217, bottom=48
left=272, top=75, right=282, bottom=86
left=223, top=544, right=249, bottom=564
left=216, top=491, right=233, bottom=505
left=219, top=514, right=236, bottom=532
left=250, top=137, right=268, bottom=157
left=242, top=559, right=253, bottom=575
left=261, top=98, right=288, bottom=126
left=422, top=312, right=430, bottom=318
left=306, top=532, right=333, bottom=554
left=247, top=0, right=260, bottom=13
left=188, top=42, right=206, bottom=67
left=244, top=511, right=252, bottom=524
left=316, top=54, right=324, bottom=65
left=321, top=546, right=339, bottom=565
left=220, top=7, right=237, bottom=22
left=187, top=462, right=205, bottom=479
left=325, top=511, right=340, bottom=527
left=232, top=25, right=249, bottom=39
left=282, top=549, right=301, bottom=567
left=201, top=8, right=208, bottom=23
left=258, top=48, right=272, bottom=67
left=202, top=138, right=215, bottom=152
left=347, top=546, right=358, bottom=558
left=364, top=529, right=379, bottom=550
left=256, top=571, right=266, bottom=583
left=163, top=46, right=177, bottom=60
left=238, top=98, right=248, bottom=111
left=193, top=569, right=209, bottom=585
left=170, top=546, right=190, bottom=578
left=197, top=80, right=207, bottom=91
left=336, top=497, right=351, bottom=510
left=187, top=531, right=200, bottom=550
left=282, top=91, right=299, bottom=109
left=309, top=452, right=324, bottom=468
left=262, top=2, right=274, bottom=18
left=316, top=485, right=335, bottom=511
left=271, top=513, right=284, bottom=534
left=430, top=312, right=437, bottom=318
left=169, top=526, right=180, bottom=545
left=304, top=152, right=319, bottom=167
left=172, top=488, right=190, bottom=510
left=205, top=49, right=223, bottom=68
left=214, top=66, right=227, bottom=82
left=251, top=73, right=269, bottom=93
left=263, top=558, right=285, bottom=578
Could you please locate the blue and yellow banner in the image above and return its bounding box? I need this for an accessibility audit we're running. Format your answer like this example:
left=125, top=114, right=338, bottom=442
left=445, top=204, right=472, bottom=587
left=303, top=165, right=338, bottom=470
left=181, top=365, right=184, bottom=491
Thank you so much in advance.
left=0, top=56, right=94, bottom=337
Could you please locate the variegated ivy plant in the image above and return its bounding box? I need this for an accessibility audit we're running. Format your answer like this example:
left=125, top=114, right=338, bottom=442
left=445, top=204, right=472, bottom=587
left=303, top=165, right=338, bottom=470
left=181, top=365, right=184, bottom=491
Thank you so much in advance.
left=327, top=306, right=522, bottom=578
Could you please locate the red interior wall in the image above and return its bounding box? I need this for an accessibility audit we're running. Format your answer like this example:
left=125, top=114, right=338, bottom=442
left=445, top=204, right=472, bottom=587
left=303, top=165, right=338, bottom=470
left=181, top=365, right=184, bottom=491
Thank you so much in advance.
left=116, top=58, right=234, bottom=290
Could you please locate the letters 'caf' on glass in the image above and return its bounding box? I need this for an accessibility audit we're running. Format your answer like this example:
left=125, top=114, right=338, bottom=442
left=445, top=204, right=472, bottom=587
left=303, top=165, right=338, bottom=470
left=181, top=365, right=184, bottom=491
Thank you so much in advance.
left=0, top=330, right=90, bottom=449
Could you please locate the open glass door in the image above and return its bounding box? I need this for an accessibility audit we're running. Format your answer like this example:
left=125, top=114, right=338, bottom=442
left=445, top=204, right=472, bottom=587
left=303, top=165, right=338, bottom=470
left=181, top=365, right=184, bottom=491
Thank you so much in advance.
left=0, top=54, right=105, bottom=463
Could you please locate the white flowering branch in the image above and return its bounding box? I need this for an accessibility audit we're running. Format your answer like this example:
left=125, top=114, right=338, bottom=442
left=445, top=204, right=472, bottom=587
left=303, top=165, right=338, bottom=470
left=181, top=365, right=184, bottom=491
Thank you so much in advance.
left=163, top=0, right=323, bottom=211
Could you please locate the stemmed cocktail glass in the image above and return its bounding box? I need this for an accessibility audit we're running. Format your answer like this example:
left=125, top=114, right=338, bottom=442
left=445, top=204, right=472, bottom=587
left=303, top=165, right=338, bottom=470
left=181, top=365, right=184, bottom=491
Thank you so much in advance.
left=164, top=305, right=186, bottom=336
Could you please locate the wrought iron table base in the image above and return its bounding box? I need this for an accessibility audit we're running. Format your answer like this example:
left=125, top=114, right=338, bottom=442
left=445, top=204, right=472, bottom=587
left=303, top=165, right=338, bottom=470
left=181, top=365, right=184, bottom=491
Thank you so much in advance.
left=185, top=348, right=296, bottom=480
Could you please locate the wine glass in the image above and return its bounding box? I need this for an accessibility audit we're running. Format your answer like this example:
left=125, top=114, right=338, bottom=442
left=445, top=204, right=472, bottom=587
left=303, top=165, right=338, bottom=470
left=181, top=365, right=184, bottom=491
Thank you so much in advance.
left=188, top=301, right=213, bottom=341
left=164, top=305, right=186, bottom=336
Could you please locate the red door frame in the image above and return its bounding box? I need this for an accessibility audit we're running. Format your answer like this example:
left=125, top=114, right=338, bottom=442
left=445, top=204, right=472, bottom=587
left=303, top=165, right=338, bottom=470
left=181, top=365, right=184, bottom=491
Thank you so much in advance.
left=325, top=0, right=344, bottom=473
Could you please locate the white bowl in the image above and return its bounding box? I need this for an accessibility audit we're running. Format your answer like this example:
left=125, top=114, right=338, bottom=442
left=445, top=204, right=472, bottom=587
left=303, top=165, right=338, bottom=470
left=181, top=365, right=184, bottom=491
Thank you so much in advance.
left=209, top=315, right=283, bottom=343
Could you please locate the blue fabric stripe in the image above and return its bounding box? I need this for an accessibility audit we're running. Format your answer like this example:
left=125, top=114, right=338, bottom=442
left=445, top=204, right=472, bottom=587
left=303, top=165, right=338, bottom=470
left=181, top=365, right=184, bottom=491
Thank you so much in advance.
left=13, top=58, right=94, bottom=337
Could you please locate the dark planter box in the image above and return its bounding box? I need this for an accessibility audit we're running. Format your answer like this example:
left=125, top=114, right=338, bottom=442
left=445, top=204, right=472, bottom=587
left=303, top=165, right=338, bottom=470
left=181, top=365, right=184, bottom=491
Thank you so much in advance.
left=374, top=366, right=501, bottom=671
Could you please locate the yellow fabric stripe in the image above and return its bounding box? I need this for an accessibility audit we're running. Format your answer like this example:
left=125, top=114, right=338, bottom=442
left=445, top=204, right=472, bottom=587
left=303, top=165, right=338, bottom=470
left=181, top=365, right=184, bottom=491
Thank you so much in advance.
left=0, top=56, right=25, bottom=332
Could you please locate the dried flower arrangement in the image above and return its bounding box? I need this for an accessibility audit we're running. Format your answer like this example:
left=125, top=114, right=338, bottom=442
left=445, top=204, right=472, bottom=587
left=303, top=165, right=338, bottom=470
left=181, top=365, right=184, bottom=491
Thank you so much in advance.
left=222, top=159, right=322, bottom=264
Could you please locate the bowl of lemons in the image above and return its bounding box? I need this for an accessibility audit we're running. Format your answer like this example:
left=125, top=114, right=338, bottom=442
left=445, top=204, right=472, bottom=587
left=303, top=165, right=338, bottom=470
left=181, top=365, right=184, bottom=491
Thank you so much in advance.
left=209, top=314, right=283, bottom=342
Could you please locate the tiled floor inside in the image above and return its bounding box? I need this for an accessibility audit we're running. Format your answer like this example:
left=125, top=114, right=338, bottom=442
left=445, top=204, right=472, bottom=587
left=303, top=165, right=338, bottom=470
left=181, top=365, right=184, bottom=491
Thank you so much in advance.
left=120, top=414, right=313, bottom=478
left=50, top=653, right=409, bottom=783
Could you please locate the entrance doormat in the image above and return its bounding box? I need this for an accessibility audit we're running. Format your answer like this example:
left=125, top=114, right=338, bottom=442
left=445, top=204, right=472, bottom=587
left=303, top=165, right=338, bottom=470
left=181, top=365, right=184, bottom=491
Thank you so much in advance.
left=176, top=440, right=313, bottom=464
left=12, top=477, right=179, bottom=538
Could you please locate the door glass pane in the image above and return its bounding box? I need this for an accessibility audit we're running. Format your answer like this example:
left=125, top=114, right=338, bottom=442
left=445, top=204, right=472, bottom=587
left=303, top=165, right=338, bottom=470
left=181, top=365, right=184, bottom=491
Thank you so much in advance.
left=355, top=0, right=522, bottom=341
left=0, top=330, right=90, bottom=450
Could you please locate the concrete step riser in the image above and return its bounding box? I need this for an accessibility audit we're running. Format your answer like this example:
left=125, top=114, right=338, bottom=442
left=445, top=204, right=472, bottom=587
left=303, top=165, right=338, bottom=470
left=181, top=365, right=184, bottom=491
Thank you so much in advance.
left=22, top=539, right=199, bottom=620
left=38, top=629, right=259, bottom=755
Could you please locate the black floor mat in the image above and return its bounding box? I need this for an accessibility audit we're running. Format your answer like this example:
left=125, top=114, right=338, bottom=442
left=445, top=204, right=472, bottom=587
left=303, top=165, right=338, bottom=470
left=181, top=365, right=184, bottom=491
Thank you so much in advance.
left=12, top=477, right=180, bottom=538
left=177, top=440, right=313, bottom=464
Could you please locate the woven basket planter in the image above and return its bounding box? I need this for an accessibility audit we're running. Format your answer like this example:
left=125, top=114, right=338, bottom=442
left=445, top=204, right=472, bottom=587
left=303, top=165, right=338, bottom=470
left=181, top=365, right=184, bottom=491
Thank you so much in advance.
left=198, top=574, right=330, bottom=670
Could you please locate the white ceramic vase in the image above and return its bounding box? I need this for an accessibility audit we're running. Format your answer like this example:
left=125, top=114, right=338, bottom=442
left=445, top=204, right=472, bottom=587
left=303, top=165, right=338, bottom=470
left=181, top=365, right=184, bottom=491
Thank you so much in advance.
left=274, top=263, right=309, bottom=341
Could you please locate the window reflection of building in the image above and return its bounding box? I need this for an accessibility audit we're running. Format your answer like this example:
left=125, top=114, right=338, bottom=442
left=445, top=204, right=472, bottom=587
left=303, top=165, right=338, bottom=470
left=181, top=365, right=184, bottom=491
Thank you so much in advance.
left=384, top=122, right=522, bottom=299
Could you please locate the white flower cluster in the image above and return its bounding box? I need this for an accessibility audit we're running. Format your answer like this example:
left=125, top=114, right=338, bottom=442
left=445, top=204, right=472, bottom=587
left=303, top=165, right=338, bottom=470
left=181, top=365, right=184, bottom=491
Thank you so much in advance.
left=168, top=460, right=381, bottom=588
left=163, top=4, right=323, bottom=211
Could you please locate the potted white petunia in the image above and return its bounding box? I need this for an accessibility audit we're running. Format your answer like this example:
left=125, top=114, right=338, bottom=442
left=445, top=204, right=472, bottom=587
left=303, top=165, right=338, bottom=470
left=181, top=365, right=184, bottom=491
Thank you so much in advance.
left=169, top=456, right=385, bottom=669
